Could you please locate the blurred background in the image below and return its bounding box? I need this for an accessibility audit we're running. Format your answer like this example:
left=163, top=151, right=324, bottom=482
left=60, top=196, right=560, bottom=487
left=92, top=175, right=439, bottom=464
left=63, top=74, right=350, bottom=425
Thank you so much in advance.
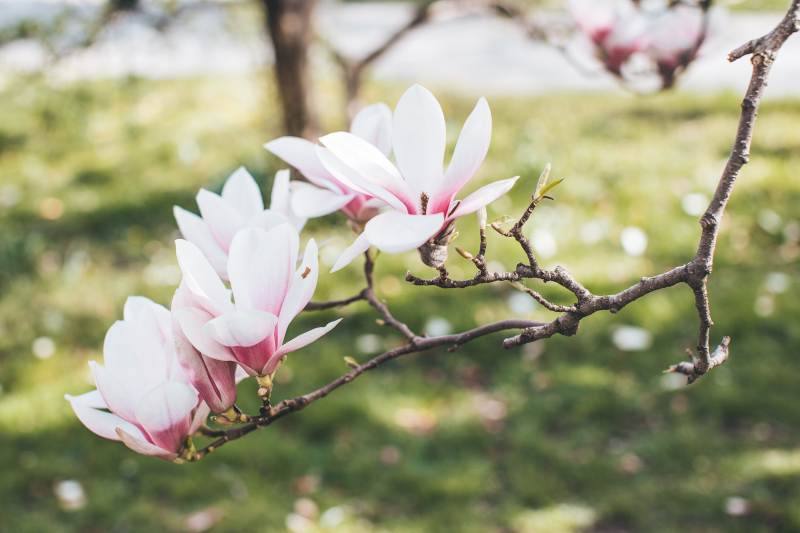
left=1, top=0, right=800, bottom=531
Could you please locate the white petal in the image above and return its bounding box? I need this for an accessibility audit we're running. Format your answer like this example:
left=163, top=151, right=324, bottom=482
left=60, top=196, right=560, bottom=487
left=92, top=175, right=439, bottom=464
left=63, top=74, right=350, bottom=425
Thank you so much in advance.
left=227, top=225, right=298, bottom=314
left=173, top=306, right=236, bottom=362
left=433, top=97, right=492, bottom=213
left=331, top=232, right=371, bottom=273
left=290, top=181, right=353, bottom=218
left=318, top=133, right=414, bottom=210
left=66, top=392, right=140, bottom=441
left=450, top=177, right=519, bottom=219
left=196, top=189, right=245, bottom=250
left=90, top=361, right=139, bottom=422
left=248, top=209, right=292, bottom=231
left=351, top=103, right=393, bottom=156
left=269, top=169, right=290, bottom=215
left=123, top=296, right=171, bottom=339
left=206, top=309, right=278, bottom=347
left=364, top=211, right=444, bottom=253
left=267, top=169, right=308, bottom=230
left=264, top=137, right=340, bottom=190
left=275, top=318, right=343, bottom=359
left=392, top=84, right=446, bottom=198
left=221, top=167, right=264, bottom=221
left=174, top=206, right=229, bottom=278
left=116, top=427, right=175, bottom=459
left=175, top=239, right=232, bottom=315
left=278, top=239, right=319, bottom=342
left=66, top=389, right=106, bottom=409
left=122, top=297, right=173, bottom=375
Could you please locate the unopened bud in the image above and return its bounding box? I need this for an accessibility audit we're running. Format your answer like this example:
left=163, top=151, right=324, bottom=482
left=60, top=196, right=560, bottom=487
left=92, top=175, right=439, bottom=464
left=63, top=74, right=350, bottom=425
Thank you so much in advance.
left=456, top=247, right=474, bottom=260
left=477, top=207, right=487, bottom=229
left=343, top=356, right=359, bottom=369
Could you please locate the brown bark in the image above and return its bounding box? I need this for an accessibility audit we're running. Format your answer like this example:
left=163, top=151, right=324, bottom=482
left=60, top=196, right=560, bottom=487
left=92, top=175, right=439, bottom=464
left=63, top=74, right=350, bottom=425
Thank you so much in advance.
left=263, top=0, right=318, bottom=139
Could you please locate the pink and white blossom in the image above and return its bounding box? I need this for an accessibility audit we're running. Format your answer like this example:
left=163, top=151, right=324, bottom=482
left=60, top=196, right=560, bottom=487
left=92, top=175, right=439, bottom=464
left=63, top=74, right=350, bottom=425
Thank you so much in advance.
left=174, top=167, right=303, bottom=280
left=570, top=0, right=648, bottom=75
left=172, top=285, right=239, bottom=414
left=173, top=223, right=341, bottom=377
left=66, top=297, right=207, bottom=461
left=315, top=84, right=518, bottom=272
left=644, top=6, right=706, bottom=87
left=264, top=103, right=393, bottom=224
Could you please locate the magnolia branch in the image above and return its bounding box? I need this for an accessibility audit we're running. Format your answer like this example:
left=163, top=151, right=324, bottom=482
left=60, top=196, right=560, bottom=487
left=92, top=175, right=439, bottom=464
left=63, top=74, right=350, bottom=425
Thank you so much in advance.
left=410, top=0, right=799, bottom=382
left=179, top=0, right=800, bottom=462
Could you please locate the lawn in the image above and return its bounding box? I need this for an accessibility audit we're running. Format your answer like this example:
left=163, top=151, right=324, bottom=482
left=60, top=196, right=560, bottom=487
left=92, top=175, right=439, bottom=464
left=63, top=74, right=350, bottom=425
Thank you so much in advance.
left=1, top=72, right=799, bottom=532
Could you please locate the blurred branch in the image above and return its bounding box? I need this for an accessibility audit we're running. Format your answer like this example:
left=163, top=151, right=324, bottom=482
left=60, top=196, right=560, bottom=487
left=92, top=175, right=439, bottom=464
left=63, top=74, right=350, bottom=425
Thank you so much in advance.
left=0, top=0, right=248, bottom=62
left=323, top=0, right=561, bottom=120
left=323, top=0, right=437, bottom=120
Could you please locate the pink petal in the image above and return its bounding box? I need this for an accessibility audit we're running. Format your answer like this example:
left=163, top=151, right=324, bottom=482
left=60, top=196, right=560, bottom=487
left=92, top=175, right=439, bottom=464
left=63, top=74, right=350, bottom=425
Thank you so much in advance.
left=264, top=137, right=340, bottom=191
left=206, top=309, right=278, bottom=348
left=134, top=381, right=198, bottom=452
left=173, top=318, right=237, bottom=414
left=174, top=206, right=229, bottom=279
left=432, top=97, right=492, bottom=214
left=449, top=177, right=519, bottom=220
left=175, top=239, right=232, bottom=316
left=392, top=84, right=446, bottom=199
left=116, top=427, right=176, bottom=460
left=364, top=211, right=445, bottom=253
left=227, top=225, right=298, bottom=315
left=272, top=318, right=343, bottom=367
left=290, top=181, right=354, bottom=218
left=331, top=232, right=371, bottom=273
left=351, top=103, right=393, bottom=156
left=221, top=167, right=264, bottom=221
left=189, top=402, right=211, bottom=435
left=196, top=189, right=245, bottom=250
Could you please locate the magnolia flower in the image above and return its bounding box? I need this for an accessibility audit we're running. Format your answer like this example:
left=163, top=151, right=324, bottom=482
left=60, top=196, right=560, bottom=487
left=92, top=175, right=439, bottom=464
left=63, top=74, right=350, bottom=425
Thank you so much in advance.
left=172, top=284, right=238, bottom=414
left=173, top=223, right=341, bottom=377
left=174, top=167, right=303, bottom=280
left=66, top=297, right=207, bottom=461
left=264, top=103, right=393, bottom=223
left=315, top=84, right=518, bottom=272
left=570, top=0, right=648, bottom=75
left=644, top=6, right=706, bottom=88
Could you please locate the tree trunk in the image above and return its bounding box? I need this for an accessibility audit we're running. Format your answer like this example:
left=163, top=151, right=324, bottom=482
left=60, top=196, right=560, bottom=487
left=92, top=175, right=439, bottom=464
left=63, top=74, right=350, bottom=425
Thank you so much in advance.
left=263, top=0, right=318, bottom=139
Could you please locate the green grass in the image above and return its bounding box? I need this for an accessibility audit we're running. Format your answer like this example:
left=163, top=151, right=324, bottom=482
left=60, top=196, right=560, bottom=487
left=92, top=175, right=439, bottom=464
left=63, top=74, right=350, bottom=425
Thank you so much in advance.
left=1, top=73, right=800, bottom=532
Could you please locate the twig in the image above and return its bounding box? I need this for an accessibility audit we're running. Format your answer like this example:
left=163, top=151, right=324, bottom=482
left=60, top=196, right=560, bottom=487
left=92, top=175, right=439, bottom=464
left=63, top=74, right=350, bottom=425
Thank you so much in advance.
left=304, top=291, right=367, bottom=311
left=188, top=317, right=541, bottom=460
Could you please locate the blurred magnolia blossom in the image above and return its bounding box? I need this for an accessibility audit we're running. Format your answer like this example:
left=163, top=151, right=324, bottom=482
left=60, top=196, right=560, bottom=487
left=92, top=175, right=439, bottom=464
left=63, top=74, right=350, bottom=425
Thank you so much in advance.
left=316, top=84, right=517, bottom=272
left=173, top=224, right=341, bottom=379
left=174, top=167, right=304, bottom=280
left=569, top=0, right=648, bottom=75
left=265, top=103, right=393, bottom=224
left=66, top=297, right=209, bottom=461
left=644, top=5, right=707, bottom=88
left=570, top=0, right=708, bottom=89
